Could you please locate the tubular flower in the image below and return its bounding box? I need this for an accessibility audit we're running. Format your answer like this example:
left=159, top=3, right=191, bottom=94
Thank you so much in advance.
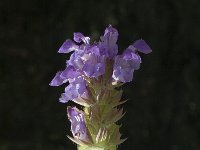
left=50, top=25, right=152, bottom=150
left=67, top=107, right=92, bottom=144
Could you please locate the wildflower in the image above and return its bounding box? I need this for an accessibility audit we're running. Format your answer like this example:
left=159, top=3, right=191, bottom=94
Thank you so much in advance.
left=50, top=25, right=152, bottom=150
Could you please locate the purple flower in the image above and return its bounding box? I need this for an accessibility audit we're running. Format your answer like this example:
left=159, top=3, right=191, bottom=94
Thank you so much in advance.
left=66, top=45, right=105, bottom=78
left=112, top=56, right=135, bottom=82
left=50, top=65, right=87, bottom=103
left=112, top=38, right=152, bottom=83
left=50, top=25, right=152, bottom=102
left=122, top=48, right=141, bottom=70
left=49, top=66, right=79, bottom=86
left=67, top=53, right=85, bottom=70
left=67, top=107, right=89, bottom=141
left=59, top=76, right=86, bottom=103
left=99, top=25, right=119, bottom=58
left=104, top=25, right=118, bottom=44
left=112, top=48, right=142, bottom=83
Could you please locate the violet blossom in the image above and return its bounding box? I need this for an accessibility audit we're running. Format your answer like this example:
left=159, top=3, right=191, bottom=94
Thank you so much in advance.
left=67, top=107, right=90, bottom=142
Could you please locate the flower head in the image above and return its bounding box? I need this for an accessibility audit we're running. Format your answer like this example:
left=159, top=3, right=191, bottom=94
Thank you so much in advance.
left=50, top=25, right=152, bottom=100
left=67, top=107, right=90, bottom=142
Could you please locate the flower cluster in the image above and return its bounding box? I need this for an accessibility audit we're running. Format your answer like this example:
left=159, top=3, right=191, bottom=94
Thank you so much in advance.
left=50, top=25, right=152, bottom=150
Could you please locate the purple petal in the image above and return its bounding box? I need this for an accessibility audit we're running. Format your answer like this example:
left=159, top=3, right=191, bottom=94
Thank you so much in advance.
left=113, top=66, right=134, bottom=82
left=59, top=93, right=71, bottom=103
left=67, top=53, right=84, bottom=70
left=68, top=76, right=86, bottom=95
left=49, top=71, right=66, bottom=86
left=60, top=66, right=80, bottom=79
left=132, top=39, right=152, bottom=54
left=99, top=25, right=119, bottom=58
left=93, top=63, right=105, bottom=77
left=75, top=82, right=86, bottom=94
left=122, top=49, right=134, bottom=60
left=74, top=32, right=90, bottom=44
left=59, top=77, right=86, bottom=103
left=58, top=39, right=79, bottom=53
left=63, top=84, right=79, bottom=100
left=83, top=63, right=94, bottom=77
left=70, top=76, right=86, bottom=94
left=89, top=45, right=100, bottom=55
left=82, top=54, right=105, bottom=78
left=67, top=107, right=89, bottom=141
left=104, top=25, right=118, bottom=44
left=122, top=49, right=141, bottom=70
left=49, top=66, right=81, bottom=87
left=112, top=55, right=138, bottom=83
left=70, top=76, right=86, bottom=85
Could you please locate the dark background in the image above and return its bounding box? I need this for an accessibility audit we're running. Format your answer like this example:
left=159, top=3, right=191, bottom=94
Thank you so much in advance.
left=0, top=0, right=200, bottom=150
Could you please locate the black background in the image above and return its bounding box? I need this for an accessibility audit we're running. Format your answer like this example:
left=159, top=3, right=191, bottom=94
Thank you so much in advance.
left=0, top=0, right=200, bottom=150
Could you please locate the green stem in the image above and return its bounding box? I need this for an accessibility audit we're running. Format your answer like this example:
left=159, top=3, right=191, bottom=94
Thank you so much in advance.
left=78, top=145, right=116, bottom=150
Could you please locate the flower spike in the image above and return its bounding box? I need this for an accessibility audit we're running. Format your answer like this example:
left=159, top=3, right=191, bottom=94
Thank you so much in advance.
left=50, top=25, right=152, bottom=150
